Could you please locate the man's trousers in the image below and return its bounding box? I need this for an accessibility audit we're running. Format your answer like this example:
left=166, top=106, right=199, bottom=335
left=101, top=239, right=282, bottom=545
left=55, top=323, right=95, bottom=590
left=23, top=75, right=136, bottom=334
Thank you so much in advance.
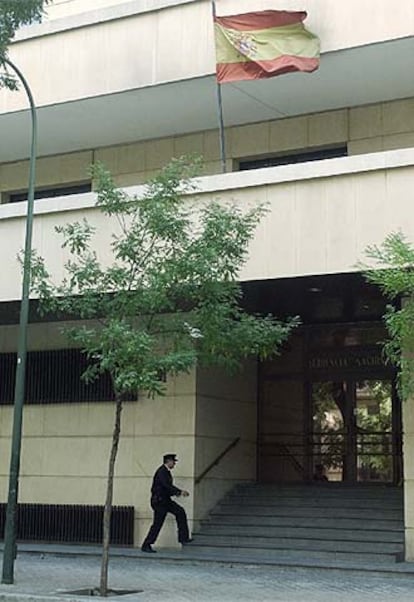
left=142, top=498, right=190, bottom=546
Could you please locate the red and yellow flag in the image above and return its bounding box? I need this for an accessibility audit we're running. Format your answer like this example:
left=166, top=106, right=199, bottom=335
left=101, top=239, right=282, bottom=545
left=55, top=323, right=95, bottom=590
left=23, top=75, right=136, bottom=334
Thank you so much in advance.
left=214, top=10, right=320, bottom=84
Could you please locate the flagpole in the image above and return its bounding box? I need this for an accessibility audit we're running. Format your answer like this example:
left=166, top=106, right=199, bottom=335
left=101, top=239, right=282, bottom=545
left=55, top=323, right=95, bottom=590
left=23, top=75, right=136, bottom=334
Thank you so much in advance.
left=211, top=0, right=227, bottom=173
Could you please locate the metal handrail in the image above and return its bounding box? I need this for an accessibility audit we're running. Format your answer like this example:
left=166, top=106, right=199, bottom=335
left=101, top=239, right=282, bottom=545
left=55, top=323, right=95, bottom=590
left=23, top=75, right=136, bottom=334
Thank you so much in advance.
left=259, top=431, right=398, bottom=465
left=261, top=430, right=393, bottom=436
left=272, top=442, right=306, bottom=476
left=195, top=437, right=240, bottom=485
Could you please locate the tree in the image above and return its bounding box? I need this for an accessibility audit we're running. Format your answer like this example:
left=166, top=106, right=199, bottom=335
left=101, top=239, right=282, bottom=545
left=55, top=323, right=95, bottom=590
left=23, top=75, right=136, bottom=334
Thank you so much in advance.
left=312, top=381, right=344, bottom=471
left=355, top=380, right=392, bottom=480
left=0, top=1, right=49, bottom=89
left=29, top=157, right=298, bottom=596
left=363, top=231, right=414, bottom=399
left=312, top=379, right=393, bottom=481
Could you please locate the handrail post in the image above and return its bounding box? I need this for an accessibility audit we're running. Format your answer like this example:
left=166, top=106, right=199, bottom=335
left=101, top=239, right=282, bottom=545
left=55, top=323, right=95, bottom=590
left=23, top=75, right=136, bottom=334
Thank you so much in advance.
left=1, top=58, right=37, bottom=585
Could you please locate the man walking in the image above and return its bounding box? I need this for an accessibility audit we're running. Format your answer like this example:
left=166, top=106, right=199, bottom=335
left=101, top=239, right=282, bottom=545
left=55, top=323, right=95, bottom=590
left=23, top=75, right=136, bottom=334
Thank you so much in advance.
left=141, top=453, right=192, bottom=553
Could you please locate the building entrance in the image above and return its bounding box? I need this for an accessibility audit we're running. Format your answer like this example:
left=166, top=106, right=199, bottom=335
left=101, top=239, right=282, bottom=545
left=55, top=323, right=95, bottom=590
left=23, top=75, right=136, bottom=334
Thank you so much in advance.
left=311, top=378, right=398, bottom=483
left=258, top=324, right=402, bottom=484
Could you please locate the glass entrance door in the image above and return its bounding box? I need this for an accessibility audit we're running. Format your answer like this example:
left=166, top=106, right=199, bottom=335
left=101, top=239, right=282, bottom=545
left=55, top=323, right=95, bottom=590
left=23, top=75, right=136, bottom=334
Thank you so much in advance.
left=311, top=379, right=396, bottom=482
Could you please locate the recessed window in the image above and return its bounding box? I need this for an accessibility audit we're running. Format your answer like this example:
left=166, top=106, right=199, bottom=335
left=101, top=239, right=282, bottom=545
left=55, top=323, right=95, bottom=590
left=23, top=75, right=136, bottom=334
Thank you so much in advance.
left=6, top=182, right=92, bottom=204
left=0, top=349, right=135, bottom=404
left=238, top=146, right=348, bottom=171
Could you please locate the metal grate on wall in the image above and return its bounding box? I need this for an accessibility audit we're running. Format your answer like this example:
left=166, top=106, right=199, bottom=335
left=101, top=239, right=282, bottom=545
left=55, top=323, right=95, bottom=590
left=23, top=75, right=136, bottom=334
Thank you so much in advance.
left=0, top=504, right=134, bottom=545
left=8, top=182, right=92, bottom=204
left=239, top=145, right=348, bottom=171
left=0, top=348, right=135, bottom=405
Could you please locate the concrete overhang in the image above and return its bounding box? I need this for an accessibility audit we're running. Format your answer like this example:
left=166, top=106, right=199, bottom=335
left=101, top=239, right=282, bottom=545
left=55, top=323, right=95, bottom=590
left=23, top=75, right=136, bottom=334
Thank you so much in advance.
left=1, top=36, right=414, bottom=164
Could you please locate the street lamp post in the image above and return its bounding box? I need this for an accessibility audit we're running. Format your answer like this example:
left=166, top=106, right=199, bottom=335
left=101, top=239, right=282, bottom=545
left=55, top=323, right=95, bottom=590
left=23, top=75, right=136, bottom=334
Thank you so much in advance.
left=1, top=57, right=37, bottom=584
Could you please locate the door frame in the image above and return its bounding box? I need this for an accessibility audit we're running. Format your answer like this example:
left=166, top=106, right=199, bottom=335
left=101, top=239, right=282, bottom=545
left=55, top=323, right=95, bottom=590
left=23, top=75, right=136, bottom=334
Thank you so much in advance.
left=257, top=324, right=402, bottom=484
left=306, top=368, right=401, bottom=484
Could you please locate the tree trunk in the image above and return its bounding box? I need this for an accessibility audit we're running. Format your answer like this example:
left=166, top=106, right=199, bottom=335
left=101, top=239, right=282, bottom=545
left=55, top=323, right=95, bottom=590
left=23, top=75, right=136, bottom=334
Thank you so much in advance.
left=99, top=394, right=123, bottom=596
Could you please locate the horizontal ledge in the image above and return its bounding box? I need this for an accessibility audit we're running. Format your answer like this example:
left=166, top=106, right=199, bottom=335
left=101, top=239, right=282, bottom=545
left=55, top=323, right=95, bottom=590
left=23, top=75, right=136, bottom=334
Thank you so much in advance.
left=14, top=0, right=200, bottom=42
left=1, top=147, right=414, bottom=222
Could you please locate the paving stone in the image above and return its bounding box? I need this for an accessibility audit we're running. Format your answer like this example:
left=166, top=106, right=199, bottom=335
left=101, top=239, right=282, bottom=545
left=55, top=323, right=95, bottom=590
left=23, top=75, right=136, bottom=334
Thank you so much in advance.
left=0, top=549, right=413, bottom=602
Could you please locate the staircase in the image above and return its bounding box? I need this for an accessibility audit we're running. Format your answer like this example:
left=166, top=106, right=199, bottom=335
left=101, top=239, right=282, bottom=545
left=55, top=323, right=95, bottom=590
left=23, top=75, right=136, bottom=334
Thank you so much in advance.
left=185, top=483, right=405, bottom=570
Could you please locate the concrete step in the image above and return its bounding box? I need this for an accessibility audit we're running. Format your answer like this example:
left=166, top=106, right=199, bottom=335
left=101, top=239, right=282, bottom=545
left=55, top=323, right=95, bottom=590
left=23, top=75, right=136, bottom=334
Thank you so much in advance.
left=235, top=483, right=400, bottom=491
left=13, top=541, right=414, bottom=577
left=178, top=546, right=412, bottom=574
left=203, top=515, right=403, bottom=530
left=184, top=542, right=398, bottom=564
left=192, top=533, right=401, bottom=554
left=195, top=484, right=404, bottom=568
left=221, top=494, right=402, bottom=510
left=200, top=524, right=404, bottom=542
left=227, top=492, right=402, bottom=502
left=211, top=506, right=403, bottom=520
left=232, top=483, right=402, bottom=498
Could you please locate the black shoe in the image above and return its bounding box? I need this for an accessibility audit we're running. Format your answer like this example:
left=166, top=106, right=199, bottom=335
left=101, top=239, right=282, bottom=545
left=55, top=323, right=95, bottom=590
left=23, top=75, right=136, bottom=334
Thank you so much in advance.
left=180, top=538, right=194, bottom=545
left=141, top=544, right=156, bottom=553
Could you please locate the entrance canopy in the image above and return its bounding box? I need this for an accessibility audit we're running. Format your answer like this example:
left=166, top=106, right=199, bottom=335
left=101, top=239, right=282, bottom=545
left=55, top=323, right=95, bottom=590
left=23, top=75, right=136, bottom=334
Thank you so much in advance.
left=242, top=272, right=387, bottom=325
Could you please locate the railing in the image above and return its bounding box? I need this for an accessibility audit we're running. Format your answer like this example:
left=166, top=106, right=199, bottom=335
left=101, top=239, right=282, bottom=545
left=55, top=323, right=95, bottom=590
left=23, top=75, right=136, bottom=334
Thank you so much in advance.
left=259, top=430, right=401, bottom=482
left=271, top=442, right=306, bottom=477
left=195, top=437, right=240, bottom=485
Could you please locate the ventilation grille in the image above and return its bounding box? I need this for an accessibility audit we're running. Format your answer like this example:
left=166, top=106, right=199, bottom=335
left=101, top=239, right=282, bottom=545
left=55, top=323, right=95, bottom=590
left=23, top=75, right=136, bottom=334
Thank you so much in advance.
left=0, top=504, right=134, bottom=545
left=0, top=349, right=135, bottom=404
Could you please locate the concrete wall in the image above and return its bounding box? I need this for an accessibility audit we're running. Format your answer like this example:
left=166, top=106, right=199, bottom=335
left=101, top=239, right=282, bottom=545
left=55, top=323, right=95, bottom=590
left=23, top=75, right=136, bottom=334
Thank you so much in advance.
left=44, top=0, right=414, bottom=52
left=46, top=0, right=138, bottom=20
left=3, top=0, right=413, bottom=113
left=1, top=97, right=414, bottom=306
left=259, top=333, right=306, bottom=482
left=214, top=0, right=414, bottom=53
left=4, top=2, right=212, bottom=113
left=193, top=362, right=258, bottom=527
left=0, top=322, right=196, bottom=548
left=0, top=322, right=259, bottom=545
left=0, top=0, right=412, bottom=554
left=1, top=97, right=414, bottom=196
left=2, top=146, right=414, bottom=302
left=403, top=396, right=414, bottom=560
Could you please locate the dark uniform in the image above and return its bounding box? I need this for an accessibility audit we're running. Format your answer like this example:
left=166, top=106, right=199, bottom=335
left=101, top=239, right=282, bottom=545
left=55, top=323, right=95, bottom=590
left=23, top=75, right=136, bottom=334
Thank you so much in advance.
left=141, top=455, right=190, bottom=552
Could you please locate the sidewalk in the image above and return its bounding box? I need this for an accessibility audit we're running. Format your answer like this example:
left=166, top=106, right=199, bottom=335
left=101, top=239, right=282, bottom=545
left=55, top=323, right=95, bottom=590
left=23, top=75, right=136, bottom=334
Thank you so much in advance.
left=0, top=544, right=413, bottom=602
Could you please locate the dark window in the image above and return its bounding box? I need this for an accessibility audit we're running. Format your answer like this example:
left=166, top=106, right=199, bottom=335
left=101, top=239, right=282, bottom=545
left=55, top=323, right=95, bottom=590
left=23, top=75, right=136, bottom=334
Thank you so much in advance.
left=8, top=183, right=92, bottom=204
left=0, top=349, right=135, bottom=404
left=238, top=146, right=348, bottom=171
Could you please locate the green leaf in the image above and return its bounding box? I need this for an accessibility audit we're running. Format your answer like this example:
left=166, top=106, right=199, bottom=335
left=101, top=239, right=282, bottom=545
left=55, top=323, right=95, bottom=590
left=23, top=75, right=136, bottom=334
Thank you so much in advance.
left=0, top=1, right=50, bottom=90
left=29, top=157, right=297, bottom=399
left=362, top=231, right=414, bottom=399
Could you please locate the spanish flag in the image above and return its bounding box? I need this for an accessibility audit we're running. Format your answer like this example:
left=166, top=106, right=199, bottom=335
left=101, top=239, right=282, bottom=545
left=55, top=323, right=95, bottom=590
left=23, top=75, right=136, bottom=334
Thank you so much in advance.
left=214, top=10, right=320, bottom=84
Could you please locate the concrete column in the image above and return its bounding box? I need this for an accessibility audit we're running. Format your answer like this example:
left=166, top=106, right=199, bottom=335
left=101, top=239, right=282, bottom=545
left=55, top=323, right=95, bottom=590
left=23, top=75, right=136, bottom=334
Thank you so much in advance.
left=403, top=394, right=414, bottom=559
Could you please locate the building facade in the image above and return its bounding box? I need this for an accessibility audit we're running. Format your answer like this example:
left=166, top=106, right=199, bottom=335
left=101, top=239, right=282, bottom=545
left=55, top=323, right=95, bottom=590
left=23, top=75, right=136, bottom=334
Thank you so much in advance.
left=1, top=0, right=414, bottom=555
